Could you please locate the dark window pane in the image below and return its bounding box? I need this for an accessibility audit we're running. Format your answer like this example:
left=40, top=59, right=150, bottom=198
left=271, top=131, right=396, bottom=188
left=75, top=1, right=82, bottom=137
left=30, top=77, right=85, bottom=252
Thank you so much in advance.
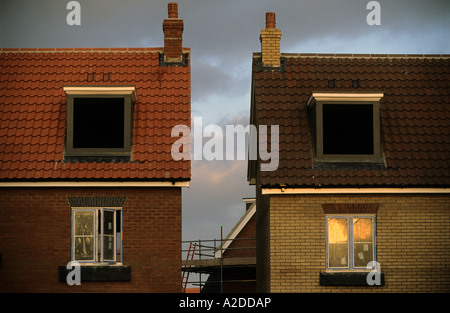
left=103, top=210, right=115, bottom=261
left=116, top=211, right=122, bottom=262
left=354, top=243, right=373, bottom=267
left=73, top=98, right=124, bottom=148
left=323, top=104, right=374, bottom=155
left=103, top=235, right=115, bottom=261
left=103, top=210, right=114, bottom=236
left=329, top=243, right=349, bottom=267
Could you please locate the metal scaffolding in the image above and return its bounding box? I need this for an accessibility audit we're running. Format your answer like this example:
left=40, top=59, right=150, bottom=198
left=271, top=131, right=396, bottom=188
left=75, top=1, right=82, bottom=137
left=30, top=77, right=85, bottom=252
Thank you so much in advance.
left=181, top=237, right=256, bottom=293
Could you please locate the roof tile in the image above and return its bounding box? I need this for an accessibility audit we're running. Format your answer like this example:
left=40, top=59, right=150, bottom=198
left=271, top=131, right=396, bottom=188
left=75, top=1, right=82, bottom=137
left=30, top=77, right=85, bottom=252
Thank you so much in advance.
left=252, top=53, right=450, bottom=188
left=0, top=48, right=191, bottom=181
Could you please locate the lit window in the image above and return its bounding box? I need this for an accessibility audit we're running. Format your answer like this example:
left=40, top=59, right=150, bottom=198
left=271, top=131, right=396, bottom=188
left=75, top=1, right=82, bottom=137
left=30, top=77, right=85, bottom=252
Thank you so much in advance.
left=72, top=208, right=122, bottom=263
left=326, top=215, right=376, bottom=270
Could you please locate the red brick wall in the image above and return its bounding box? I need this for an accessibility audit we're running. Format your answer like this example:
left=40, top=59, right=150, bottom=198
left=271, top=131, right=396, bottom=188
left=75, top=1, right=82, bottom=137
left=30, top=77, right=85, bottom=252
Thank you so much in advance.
left=0, top=187, right=182, bottom=292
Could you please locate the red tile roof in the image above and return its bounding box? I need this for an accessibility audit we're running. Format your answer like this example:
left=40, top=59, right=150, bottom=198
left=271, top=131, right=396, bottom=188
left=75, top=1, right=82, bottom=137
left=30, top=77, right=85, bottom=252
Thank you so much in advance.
left=0, top=48, right=191, bottom=181
left=251, top=53, right=450, bottom=188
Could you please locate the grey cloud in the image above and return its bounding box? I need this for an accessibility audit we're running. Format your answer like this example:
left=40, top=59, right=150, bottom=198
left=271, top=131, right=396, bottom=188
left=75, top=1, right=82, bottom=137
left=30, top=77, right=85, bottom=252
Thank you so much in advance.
left=191, top=59, right=250, bottom=104
left=183, top=159, right=254, bottom=241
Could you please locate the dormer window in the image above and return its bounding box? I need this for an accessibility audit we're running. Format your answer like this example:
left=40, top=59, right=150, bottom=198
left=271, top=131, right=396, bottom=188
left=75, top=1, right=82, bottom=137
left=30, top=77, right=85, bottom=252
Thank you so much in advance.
left=308, top=92, right=384, bottom=164
left=63, top=86, right=137, bottom=158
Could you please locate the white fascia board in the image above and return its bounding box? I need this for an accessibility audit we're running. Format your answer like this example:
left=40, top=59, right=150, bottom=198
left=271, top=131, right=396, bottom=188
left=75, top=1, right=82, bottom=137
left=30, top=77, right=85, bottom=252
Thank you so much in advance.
left=63, top=86, right=138, bottom=102
left=0, top=181, right=189, bottom=188
left=307, top=92, right=384, bottom=107
left=262, top=187, right=448, bottom=195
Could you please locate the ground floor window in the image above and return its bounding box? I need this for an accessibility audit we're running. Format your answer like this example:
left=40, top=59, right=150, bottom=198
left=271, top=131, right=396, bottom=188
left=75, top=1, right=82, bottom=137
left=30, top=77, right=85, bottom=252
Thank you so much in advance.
left=325, top=215, right=376, bottom=270
left=71, top=208, right=122, bottom=263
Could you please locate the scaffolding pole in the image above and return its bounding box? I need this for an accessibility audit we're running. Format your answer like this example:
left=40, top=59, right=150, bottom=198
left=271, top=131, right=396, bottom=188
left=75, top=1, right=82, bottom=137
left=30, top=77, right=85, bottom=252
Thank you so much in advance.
left=181, top=236, right=256, bottom=293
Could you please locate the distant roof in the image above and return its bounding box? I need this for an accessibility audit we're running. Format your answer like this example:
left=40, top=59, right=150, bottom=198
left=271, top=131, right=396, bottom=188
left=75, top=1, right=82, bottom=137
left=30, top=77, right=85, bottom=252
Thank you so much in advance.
left=215, top=199, right=255, bottom=258
left=0, top=48, right=191, bottom=181
left=250, top=53, right=450, bottom=188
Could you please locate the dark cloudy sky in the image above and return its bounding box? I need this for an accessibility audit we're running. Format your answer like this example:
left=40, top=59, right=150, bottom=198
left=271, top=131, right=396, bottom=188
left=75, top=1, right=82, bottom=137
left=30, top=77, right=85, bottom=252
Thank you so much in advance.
left=1, top=0, right=449, bottom=242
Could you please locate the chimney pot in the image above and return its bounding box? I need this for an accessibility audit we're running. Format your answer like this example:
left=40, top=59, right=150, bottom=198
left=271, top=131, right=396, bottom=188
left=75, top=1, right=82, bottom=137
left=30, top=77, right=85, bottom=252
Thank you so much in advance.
left=266, top=12, right=276, bottom=29
left=168, top=2, right=178, bottom=18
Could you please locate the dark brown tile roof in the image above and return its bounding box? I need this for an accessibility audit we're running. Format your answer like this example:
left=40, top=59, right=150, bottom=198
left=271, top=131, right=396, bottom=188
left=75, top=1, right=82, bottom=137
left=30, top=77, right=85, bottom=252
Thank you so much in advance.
left=251, top=53, right=450, bottom=188
left=0, top=48, right=190, bottom=181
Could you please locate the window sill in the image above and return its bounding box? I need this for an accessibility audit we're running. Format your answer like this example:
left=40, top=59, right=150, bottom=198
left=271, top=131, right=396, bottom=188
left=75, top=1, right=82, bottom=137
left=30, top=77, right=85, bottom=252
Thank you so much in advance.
left=58, top=265, right=131, bottom=282
left=320, top=271, right=385, bottom=286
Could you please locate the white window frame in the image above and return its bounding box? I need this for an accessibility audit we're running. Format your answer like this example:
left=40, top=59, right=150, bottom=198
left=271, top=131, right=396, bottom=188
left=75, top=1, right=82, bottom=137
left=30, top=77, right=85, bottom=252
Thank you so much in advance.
left=325, top=214, right=376, bottom=271
left=71, top=207, right=123, bottom=265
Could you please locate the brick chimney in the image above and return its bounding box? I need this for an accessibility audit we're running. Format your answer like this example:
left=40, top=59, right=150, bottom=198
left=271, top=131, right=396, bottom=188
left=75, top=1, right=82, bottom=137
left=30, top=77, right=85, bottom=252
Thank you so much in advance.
left=260, top=12, right=281, bottom=68
left=163, top=2, right=184, bottom=63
